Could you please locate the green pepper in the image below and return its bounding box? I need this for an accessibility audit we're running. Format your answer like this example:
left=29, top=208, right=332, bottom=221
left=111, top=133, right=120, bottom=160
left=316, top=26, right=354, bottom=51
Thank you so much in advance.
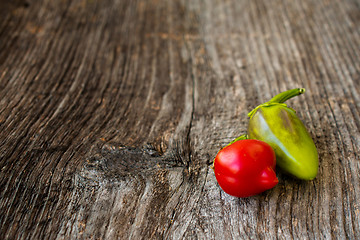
left=247, top=88, right=318, bottom=180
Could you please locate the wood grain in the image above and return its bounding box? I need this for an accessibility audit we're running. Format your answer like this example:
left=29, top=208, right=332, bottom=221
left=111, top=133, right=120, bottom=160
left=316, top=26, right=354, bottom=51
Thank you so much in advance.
left=0, top=0, right=359, bottom=239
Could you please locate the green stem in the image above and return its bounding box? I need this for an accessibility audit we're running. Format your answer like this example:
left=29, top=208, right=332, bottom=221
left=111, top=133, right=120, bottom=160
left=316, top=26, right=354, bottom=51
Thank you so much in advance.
left=267, top=88, right=305, bottom=104
left=226, top=134, right=248, bottom=146
left=248, top=88, right=305, bottom=118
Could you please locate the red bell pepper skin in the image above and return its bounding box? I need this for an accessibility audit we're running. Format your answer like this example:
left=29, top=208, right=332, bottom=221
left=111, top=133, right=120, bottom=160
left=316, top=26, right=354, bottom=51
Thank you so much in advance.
left=214, top=139, right=278, bottom=198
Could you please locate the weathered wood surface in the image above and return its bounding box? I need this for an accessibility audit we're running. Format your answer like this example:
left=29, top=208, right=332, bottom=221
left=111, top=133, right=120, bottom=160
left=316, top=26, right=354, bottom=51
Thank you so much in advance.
left=0, top=0, right=359, bottom=239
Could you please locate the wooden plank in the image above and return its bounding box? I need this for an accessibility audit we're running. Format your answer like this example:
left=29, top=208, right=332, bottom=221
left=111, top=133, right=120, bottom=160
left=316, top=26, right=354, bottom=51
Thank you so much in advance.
left=0, top=0, right=359, bottom=239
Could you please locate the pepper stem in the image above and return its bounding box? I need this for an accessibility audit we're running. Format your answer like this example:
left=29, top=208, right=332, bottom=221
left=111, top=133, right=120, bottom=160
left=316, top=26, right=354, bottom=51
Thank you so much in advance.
left=248, top=88, right=305, bottom=119
left=267, top=88, right=305, bottom=104
left=226, top=134, right=248, bottom=146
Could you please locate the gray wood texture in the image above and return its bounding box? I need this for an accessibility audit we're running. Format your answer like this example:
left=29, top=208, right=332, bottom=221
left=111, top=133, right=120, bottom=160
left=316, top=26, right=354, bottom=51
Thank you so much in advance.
left=1, top=0, right=359, bottom=239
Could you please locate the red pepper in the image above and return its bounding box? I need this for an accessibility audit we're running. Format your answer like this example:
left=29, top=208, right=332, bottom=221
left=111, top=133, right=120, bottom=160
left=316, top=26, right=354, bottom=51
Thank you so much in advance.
left=213, top=139, right=278, bottom=198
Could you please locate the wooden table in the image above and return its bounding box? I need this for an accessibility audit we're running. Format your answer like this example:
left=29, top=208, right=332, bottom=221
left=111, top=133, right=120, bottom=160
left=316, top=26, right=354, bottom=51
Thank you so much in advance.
left=1, top=0, right=359, bottom=239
